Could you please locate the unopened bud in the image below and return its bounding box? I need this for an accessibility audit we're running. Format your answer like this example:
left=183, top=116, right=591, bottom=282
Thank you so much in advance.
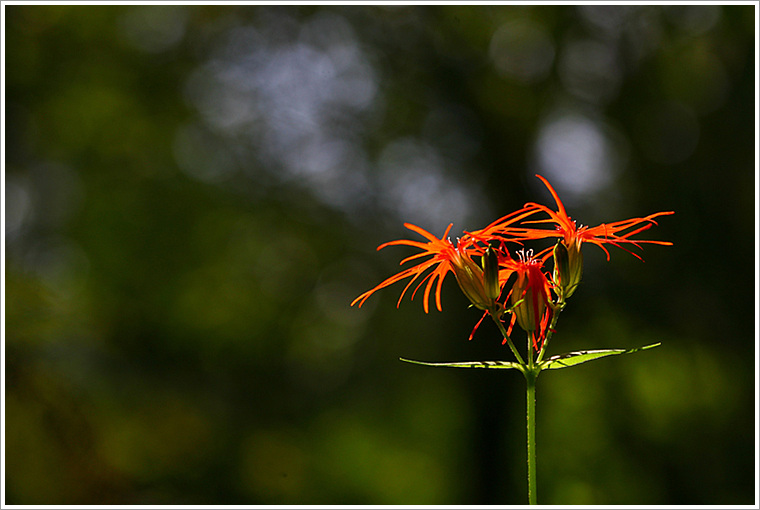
left=483, top=247, right=501, bottom=301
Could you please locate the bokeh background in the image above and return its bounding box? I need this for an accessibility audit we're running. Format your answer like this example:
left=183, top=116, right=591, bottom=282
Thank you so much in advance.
left=4, top=4, right=757, bottom=505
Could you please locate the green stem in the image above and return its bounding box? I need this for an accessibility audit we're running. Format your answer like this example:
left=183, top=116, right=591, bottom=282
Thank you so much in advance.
left=490, top=313, right=525, bottom=366
left=536, top=298, right=565, bottom=364
left=525, top=369, right=538, bottom=505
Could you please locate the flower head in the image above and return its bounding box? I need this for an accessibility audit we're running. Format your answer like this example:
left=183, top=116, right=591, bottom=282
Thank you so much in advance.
left=350, top=223, right=503, bottom=313
left=508, top=249, right=553, bottom=350
left=515, top=175, right=674, bottom=261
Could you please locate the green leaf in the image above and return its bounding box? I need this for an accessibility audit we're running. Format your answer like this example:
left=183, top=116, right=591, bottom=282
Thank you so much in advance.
left=399, top=358, right=524, bottom=371
left=539, top=342, right=661, bottom=370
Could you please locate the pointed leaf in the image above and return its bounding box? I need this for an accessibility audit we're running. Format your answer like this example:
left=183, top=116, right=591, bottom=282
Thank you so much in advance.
left=539, top=342, right=661, bottom=370
left=400, top=358, right=524, bottom=371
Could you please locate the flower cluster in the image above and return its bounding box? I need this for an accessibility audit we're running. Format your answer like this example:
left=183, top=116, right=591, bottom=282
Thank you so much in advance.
left=352, top=175, right=673, bottom=354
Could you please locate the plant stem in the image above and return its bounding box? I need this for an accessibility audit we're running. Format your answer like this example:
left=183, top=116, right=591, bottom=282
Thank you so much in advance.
left=525, top=369, right=538, bottom=505
left=536, top=298, right=565, bottom=364
left=490, top=313, right=525, bottom=366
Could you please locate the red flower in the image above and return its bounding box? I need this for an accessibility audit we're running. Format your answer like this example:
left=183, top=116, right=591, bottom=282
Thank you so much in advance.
left=512, top=175, right=674, bottom=261
left=507, top=249, right=553, bottom=350
left=351, top=223, right=490, bottom=313
left=352, top=212, right=537, bottom=314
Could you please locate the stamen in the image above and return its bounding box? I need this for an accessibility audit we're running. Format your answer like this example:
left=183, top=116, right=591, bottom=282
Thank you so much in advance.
left=516, top=248, right=534, bottom=263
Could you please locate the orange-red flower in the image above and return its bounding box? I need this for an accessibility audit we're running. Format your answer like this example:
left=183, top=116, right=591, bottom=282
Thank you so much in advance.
left=514, top=175, right=674, bottom=261
left=506, top=249, right=553, bottom=350
left=352, top=211, right=538, bottom=314
left=464, top=206, right=547, bottom=245
left=350, top=223, right=491, bottom=313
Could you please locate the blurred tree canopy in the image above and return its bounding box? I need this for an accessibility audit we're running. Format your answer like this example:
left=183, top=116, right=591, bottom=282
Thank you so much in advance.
left=4, top=4, right=756, bottom=505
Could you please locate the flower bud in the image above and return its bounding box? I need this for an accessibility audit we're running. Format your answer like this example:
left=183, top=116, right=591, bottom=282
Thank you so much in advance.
left=553, top=239, right=583, bottom=298
left=483, top=246, right=501, bottom=301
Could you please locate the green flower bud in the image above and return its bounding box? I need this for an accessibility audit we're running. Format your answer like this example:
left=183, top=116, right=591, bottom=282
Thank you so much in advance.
left=483, top=246, right=501, bottom=301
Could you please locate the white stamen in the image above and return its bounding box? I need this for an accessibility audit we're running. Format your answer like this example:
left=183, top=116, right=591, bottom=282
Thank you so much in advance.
left=516, top=248, right=534, bottom=262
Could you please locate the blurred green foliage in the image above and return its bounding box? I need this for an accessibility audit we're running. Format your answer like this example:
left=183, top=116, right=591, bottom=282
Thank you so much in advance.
left=4, top=4, right=756, bottom=505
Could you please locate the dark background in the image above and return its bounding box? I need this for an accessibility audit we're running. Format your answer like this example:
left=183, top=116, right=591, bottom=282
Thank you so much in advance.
left=4, top=4, right=756, bottom=505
